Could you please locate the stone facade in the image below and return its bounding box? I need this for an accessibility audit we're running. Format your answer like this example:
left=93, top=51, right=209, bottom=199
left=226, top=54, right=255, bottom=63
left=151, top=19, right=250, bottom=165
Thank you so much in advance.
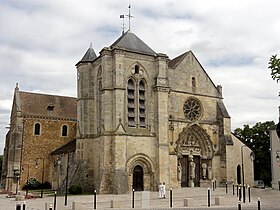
left=1, top=84, right=77, bottom=192
left=1, top=31, right=255, bottom=194
left=74, top=31, right=254, bottom=194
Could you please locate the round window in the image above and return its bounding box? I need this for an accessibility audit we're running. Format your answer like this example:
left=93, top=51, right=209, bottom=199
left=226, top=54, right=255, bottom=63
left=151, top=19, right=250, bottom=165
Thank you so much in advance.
left=183, top=98, right=202, bottom=121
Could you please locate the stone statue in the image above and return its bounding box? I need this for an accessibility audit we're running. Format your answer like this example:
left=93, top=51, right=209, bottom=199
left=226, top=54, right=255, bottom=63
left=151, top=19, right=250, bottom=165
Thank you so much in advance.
left=202, top=163, right=207, bottom=179
left=208, top=165, right=213, bottom=180
left=189, top=155, right=195, bottom=179
left=177, top=162, right=182, bottom=181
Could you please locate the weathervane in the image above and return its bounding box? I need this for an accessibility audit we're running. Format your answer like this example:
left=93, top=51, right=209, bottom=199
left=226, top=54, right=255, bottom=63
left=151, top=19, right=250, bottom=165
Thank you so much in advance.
left=120, top=4, right=134, bottom=34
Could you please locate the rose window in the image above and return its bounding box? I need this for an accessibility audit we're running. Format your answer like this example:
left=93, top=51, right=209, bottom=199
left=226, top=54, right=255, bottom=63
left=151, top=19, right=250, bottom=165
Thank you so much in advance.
left=183, top=98, right=202, bottom=121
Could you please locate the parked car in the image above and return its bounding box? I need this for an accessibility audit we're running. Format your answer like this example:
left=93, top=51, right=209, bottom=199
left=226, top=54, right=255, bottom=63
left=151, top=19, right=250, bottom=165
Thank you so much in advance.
left=254, top=180, right=265, bottom=189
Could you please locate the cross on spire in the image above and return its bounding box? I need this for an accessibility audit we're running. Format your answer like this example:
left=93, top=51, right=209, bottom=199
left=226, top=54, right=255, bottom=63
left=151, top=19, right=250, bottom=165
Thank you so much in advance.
left=126, top=4, right=134, bottom=31
left=120, top=4, right=134, bottom=34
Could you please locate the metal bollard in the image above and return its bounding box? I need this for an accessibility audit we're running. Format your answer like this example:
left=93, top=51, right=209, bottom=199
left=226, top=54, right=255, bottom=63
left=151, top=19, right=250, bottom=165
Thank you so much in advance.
left=226, top=182, right=228, bottom=194
left=236, top=185, right=239, bottom=197
left=16, top=204, right=21, bottom=210
left=238, top=186, right=241, bottom=201
left=22, top=201, right=26, bottom=210
left=212, top=181, right=215, bottom=191
left=49, top=204, right=53, bottom=210
left=132, top=189, right=135, bottom=208
left=248, top=185, right=251, bottom=202
left=258, top=197, right=261, bottom=210
left=233, top=183, right=235, bottom=195
left=238, top=201, right=241, bottom=210
left=170, top=188, right=173, bottom=208
left=93, top=190, right=97, bottom=209
left=242, top=184, right=246, bottom=203
left=54, top=191, right=57, bottom=210
left=207, top=188, right=210, bottom=207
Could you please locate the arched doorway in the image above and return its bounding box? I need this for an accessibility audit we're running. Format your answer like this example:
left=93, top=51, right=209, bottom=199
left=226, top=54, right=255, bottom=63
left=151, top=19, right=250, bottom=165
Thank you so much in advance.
left=175, top=125, right=214, bottom=187
left=133, top=165, right=144, bottom=191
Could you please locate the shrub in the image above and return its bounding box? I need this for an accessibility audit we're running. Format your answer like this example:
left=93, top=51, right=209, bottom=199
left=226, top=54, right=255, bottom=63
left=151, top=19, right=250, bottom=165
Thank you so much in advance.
left=22, top=177, right=40, bottom=190
left=69, top=185, right=82, bottom=194
left=41, top=181, right=52, bottom=189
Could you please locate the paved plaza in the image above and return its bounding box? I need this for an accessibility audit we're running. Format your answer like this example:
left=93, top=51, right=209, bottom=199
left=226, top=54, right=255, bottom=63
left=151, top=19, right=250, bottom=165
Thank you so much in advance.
left=1, top=187, right=280, bottom=210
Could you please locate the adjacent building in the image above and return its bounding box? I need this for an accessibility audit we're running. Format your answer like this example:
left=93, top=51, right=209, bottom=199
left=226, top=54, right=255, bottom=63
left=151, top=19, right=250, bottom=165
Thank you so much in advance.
left=1, top=84, right=77, bottom=192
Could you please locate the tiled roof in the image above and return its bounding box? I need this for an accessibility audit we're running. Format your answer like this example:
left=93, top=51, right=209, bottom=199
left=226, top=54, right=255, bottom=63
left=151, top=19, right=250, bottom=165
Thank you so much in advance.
left=19, top=91, right=77, bottom=119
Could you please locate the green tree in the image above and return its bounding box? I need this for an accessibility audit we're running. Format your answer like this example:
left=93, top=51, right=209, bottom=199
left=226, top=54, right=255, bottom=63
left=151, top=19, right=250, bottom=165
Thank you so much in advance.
left=268, top=54, right=280, bottom=83
left=233, top=121, right=275, bottom=186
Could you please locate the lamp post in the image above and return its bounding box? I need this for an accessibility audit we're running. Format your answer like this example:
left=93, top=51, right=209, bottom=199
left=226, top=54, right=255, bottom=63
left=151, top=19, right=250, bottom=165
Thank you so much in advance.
left=64, top=153, right=70, bottom=206
left=35, top=158, right=45, bottom=198
left=56, top=156, right=62, bottom=191
left=13, top=169, right=20, bottom=195
left=22, top=164, right=30, bottom=196
left=241, top=145, right=255, bottom=203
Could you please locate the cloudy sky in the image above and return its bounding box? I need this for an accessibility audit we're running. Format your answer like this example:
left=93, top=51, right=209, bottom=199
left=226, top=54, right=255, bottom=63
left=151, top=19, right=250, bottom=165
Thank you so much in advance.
left=0, top=0, right=279, bottom=154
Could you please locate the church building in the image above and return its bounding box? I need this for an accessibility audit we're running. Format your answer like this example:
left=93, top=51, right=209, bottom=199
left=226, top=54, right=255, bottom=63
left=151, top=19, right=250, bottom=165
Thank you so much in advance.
left=1, top=29, right=255, bottom=194
left=74, top=30, right=254, bottom=194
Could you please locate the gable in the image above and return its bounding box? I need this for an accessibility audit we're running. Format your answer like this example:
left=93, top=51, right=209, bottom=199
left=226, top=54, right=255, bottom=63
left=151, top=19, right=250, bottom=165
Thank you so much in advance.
left=168, top=51, right=221, bottom=98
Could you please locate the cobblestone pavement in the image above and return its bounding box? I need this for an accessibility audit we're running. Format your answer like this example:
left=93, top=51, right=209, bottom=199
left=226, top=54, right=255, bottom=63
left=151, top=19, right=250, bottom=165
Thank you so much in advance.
left=1, top=187, right=280, bottom=210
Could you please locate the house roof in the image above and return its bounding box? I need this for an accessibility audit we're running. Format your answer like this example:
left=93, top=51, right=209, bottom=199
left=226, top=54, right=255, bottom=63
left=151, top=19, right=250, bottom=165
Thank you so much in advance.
left=51, top=139, right=76, bottom=155
left=18, top=91, right=77, bottom=119
left=110, top=31, right=156, bottom=55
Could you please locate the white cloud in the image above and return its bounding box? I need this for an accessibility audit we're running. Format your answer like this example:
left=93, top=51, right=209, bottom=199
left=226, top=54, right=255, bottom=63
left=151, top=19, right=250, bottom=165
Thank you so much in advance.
left=0, top=0, right=279, bottom=154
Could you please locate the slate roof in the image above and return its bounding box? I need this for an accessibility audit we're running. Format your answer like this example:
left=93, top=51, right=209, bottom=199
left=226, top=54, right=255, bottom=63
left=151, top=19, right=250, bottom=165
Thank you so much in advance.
left=217, top=101, right=230, bottom=118
left=168, top=51, right=191, bottom=69
left=18, top=91, right=77, bottom=120
left=111, top=31, right=156, bottom=55
left=51, top=139, right=76, bottom=155
left=76, top=44, right=97, bottom=65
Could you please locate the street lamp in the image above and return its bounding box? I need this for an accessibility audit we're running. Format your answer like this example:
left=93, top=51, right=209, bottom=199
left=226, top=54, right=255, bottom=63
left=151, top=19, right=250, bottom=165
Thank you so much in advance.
left=21, top=164, right=30, bottom=196
left=35, top=158, right=45, bottom=198
left=241, top=145, right=255, bottom=203
left=65, top=153, right=70, bottom=206
left=13, top=168, right=20, bottom=195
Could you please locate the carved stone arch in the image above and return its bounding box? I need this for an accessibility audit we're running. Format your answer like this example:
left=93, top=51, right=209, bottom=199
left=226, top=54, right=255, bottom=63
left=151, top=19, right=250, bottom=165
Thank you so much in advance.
left=126, top=62, right=150, bottom=80
left=126, top=153, right=156, bottom=191
left=176, top=124, right=214, bottom=159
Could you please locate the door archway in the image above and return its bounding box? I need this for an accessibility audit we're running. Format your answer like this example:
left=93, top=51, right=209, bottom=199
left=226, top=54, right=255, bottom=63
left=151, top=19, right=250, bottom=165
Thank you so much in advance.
left=237, top=165, right=241, bottom=185
left=175, top=125, right=214, bottom=187
left=133, top=165, right=144, bottom=191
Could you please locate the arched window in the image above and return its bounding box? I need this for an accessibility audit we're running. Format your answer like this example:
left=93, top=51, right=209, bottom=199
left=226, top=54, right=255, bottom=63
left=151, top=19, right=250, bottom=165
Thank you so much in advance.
left=62, top=125, right=68, bottom=136
left=34, top=123, right=41, bottom=135
left=135, top=65, right=139, bottom=74
left=127, top=79, right=136, bottom=127
left=192, top=77, right=196, bottom=88
left=139, top=80, right=146, bottom=127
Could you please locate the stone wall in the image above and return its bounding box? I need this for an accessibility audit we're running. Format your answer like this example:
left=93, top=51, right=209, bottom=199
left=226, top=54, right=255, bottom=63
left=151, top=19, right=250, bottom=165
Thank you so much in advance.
left=20, top=117, right=76, bottom=189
